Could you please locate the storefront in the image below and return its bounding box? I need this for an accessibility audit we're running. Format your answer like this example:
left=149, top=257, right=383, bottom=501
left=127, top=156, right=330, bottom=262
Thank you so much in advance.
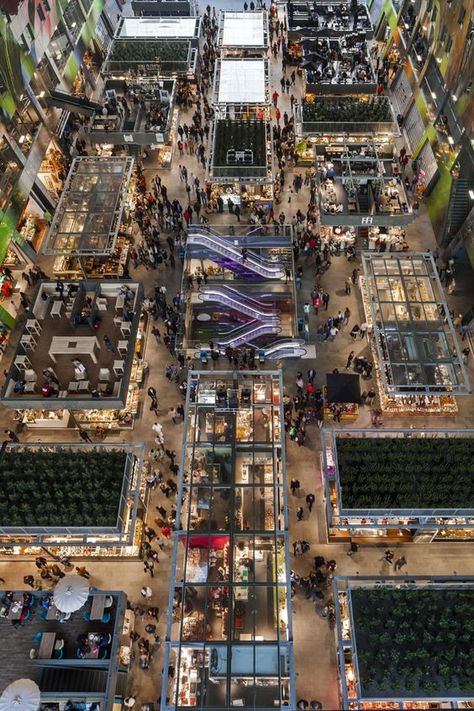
left=360, top=252, right=469, bottom=416
left=161, top=371, right=295, bottom=710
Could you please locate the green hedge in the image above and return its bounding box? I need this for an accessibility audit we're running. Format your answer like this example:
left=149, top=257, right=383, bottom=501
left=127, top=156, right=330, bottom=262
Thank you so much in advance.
left=109, top=40, right=189, bottom=63
left=213, top=120, right=267, bottom=177
left=336, top=437, right=474, bottom=509
left=302, top=97, right=392, bottom=122
left=0, top=449, right=128, bottom=527
left=352, top=587, right=474, bottom=696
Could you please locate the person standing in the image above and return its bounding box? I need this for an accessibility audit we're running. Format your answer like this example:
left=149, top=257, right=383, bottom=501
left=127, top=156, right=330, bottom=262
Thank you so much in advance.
left=346, top=351, right=355, bottom=369
left=4, top=429, right=19, bottom=442
left=75, top=566, right=91, bottom=579
left=306, top=493, right=315, bottom=512
left=296, top=506, right=304, bottom=521
left=394, top=555, right=407, bottom=571
left=322, top=292, right=330, bottom=310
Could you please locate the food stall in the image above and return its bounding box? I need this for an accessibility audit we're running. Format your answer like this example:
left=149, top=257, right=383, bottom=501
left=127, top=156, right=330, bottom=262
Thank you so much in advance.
left=213, top=58, right=271, bottom=120
left=360, top=252, right=468, bottom=416
left=324, top=373, right=360, bottom=421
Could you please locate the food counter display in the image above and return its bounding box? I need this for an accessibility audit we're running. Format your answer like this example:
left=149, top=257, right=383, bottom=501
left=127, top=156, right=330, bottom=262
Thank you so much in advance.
left=22, top=409, right=71, bottom=429
left=38, top=143, right=68, bottom=199
left=323, top=390, right=359, bottom=421
left=368, top=225, right=408, bottom=251
left=53, top=238, right=130, bottom=279
left=205, top=182, right=273, bottom=213
left=119, top=609, right=135, bottom=668
left=74, top=383, right=140, bottom=432
left=320, top=225, right=356, bottom=248
left=359, top=276, right=458, bottom=417
left=17, top=213, right=48, bottom=254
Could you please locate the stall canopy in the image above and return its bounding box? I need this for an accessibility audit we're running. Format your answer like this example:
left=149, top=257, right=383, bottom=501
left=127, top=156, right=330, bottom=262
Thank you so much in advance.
left=221, top=11, right=265, bottom=47
left=217, top=59, right=266, bottom=104
left=117, top=16, right=199, bottom=39
left=326, top=373, right=361, bottom=403
left=42, top=156, right=134, bottom=257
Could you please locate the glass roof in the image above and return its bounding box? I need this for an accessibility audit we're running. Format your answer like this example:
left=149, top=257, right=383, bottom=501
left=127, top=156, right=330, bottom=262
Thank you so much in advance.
left=42, top=157, right=134, bottom=256
left=162, top=371, right=294, bottom=710
left=361, top=253, right=470, bottom=395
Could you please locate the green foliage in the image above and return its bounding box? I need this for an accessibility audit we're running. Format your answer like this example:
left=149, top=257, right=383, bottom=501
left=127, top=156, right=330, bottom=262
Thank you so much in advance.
left=352, top=588, right=474, bottom=697
left=213, top=119, right=267, bottom=177
left=302, top=96, right=392, bottom=122
left=336, top=437, right=474, bottom=509
left=109, top=40, right=189, bottom=64
left=0, top=449, right=127, bottom=527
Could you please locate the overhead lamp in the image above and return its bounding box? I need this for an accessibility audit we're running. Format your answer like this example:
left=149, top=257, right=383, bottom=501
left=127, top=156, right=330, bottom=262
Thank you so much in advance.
left=38, top=90, right=45, bottom=98
left=447, top=136, right=454, bottom=146
left=431, top=91, right=437, bottom=99
left=18, top=135, right=25, bottom=144
left=416, top=54, right=422, bottom=62
left=452, top=93, right=458, bottom=101
left=469, top=190, right=474, bottom=200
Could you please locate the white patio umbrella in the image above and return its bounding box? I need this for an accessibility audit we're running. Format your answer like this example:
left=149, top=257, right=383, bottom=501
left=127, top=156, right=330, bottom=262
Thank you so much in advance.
left=53, top=574, right=89, bottom=613
left=0, top=678, right=40, bottom=711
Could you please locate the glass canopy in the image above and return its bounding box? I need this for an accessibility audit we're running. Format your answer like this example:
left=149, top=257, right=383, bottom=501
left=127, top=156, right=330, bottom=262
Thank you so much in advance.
left=361, top=252, right=470, bottom=395
left=161, top=371, right=295, bottom=710
left=42, top=156, right=134, bottom=256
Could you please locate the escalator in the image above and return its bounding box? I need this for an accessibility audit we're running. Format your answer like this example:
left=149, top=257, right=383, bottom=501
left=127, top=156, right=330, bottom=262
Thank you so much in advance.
left=198, top=285, right=279, bottom=320
left=186, top=230, right=285, bottom=279
left=263, top=339, right=307, bottom=359
left=203, top=319, right=281, bottom=348
left=46, top=90, right=102, bottom=117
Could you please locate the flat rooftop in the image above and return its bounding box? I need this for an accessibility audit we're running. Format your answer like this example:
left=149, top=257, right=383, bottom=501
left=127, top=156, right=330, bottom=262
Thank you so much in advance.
left=2, top=281, right=143, bottom=409
left=117, top=15, right=200, bottom=39
left=221, top=11, right=266, bottom=47
left=361, top=253, right=470, bottom=396
left=216, top=59, right=267, bottom=104
left=42, top=157, right=133, bottom=257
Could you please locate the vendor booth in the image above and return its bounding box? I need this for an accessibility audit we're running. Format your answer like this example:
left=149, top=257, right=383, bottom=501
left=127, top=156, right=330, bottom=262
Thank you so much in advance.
left=218, top=11, right=268, bottom=55
left=324, top=372, right=360, bottom=421
left=213, top=58, right=270, bottom=120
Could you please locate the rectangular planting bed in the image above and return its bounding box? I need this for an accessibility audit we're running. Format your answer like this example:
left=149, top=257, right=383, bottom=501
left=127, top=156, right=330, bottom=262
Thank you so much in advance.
left=336, top=436, right=474, bottom=510
left=0, top=448, right=128, bottom=528
left=351, top=586, right=474, bottom=697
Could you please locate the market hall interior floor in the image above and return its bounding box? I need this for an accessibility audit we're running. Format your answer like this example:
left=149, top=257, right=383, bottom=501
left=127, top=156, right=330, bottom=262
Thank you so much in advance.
left=1, top=1, right=474, bottom=709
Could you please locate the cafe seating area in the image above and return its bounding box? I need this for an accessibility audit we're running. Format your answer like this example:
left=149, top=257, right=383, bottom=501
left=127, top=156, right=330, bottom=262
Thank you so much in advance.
left=0, top=590, right=119, bottom=693
left=2, top=281, right=142, bottom=407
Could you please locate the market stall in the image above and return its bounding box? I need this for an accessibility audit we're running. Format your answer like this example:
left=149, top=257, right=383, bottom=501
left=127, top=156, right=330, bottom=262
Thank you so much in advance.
left=213, top=58, right=270, bottom=120
left=301, top=34, right=377, bottom=95
left=360, top=252, right=469, bottom=415
left=218, top=11, right=268, bottom=56
left=324, top=372, right=360, bottom=421
left=286, top=0, right=373, bottom=39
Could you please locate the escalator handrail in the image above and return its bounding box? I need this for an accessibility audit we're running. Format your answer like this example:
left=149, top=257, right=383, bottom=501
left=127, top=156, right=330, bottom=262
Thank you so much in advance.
left=199, top=289, right=280, bottom=320
left=187, top=232, right=285, bottom=276
left=200, top=284, right=279, bottom=313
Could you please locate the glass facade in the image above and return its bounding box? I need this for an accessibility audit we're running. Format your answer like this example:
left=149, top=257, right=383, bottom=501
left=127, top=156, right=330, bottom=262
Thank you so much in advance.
left=162, top=371, right=295, bottom=710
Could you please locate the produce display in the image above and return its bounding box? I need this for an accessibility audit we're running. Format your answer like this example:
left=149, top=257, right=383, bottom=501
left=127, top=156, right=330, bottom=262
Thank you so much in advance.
left=213, top=119, right=267, bottom=177
left=352, top=587, right=474, bottom=696
left=109, top=40, right=189, bottom=64
left=0, top=448, right=128, bottom=527
left=336, top=437, right=474, bottom=509
left=302, top=96, right=392, bottom=122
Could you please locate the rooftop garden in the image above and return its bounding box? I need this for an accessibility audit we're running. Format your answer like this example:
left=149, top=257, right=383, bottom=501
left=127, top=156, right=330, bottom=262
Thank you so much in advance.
left=0, top=448, right=128, bottom=528
left=302, top=96, right=392, bottom=123
left=352, top=587, right=474, bottom=697
left=109, top=40, right=189, bottom=64
left=336, top=437, right=474, bottom=509
left=213, top=119, right=267, bottom=177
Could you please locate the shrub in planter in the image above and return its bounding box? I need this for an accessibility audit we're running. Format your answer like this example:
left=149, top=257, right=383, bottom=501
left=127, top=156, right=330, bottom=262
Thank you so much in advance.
left=302, top=96, right=392, bottom=123
left=109, top=40, right=189, bottom=64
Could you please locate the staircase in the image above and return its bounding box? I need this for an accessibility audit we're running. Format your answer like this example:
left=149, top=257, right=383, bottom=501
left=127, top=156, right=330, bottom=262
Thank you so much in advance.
left=444, top=178, right=472, bottom=243
left=40, top=666, right=109, bottom=693
left=186, top=230, right=285, bottom=279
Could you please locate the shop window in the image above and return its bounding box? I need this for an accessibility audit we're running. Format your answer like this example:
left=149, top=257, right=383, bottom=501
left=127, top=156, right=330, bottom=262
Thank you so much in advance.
left=37, top=4, right=46, bottom=22
left=62, top=0, right=85, bottom=41
left=458, top=6, right=466, bottom=26
left=445, top=35, right=453, bottom=52
left=439, top=24, right=447, bottom=44
left=48, top=21, right=73, bottom=73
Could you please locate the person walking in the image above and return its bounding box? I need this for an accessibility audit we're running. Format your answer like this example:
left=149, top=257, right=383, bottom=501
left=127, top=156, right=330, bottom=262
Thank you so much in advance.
left=4, top=429, right=19, bottom=442
left=79, top=429, right=93, bottom=443
left=347, top=542, right=358, bottom=557
left=322, top=292, right=330, bottom=310
left=345, top=277, right=352, bottom=295
left=382, top=549, right=394, bottom=564
left=394, top=555, right=407, bottom=571
left=140, top=586, right=152, bottom=599
left=346, top=351, right=355, bottom=369
left=290, top=478, right=300, bottom=495
left=306, top=492, right=315, bottom=512
left=296, top=506, right=304, bottom=521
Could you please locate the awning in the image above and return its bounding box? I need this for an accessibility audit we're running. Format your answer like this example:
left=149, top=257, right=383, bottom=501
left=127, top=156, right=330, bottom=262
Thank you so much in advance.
left=326, top=373, right=361, bottom=404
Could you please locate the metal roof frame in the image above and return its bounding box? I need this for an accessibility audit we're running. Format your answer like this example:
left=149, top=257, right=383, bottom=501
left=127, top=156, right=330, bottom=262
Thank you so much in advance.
left=361, top=252, right=470, bottom=395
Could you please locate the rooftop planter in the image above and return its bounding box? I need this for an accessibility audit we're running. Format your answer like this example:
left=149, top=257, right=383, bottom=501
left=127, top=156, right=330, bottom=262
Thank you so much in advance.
left=213, top=119, right=268, bottom=178
left=336, top=437, right=474, bottom=510
left=352, top=587, right=474, bottom=697
left=107, top=40, right=191, bottom=72
left=301, top=96, right=394, bottom=134
left=0, top=448, right=128, bottom=528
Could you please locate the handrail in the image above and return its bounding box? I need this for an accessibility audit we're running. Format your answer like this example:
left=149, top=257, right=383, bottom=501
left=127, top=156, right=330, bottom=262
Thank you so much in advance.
left=187, top=231, right=285, bottom=278
left=215, top=322, right=281, bottom=348
left=199, top=287, right=279, bottom=319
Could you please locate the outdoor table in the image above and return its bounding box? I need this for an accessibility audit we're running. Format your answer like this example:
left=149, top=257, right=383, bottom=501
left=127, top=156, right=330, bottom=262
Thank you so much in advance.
left=46, top=603, right=70, bottom=621
left=7, top=594, right=24, bottom=620
left=50, top=300, right=63, bottom=318
left=48, top=336, right=100, bottom=364
left=90, top=595, right=106, bottom=621
left=38, top=631, right=56, bottom=659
